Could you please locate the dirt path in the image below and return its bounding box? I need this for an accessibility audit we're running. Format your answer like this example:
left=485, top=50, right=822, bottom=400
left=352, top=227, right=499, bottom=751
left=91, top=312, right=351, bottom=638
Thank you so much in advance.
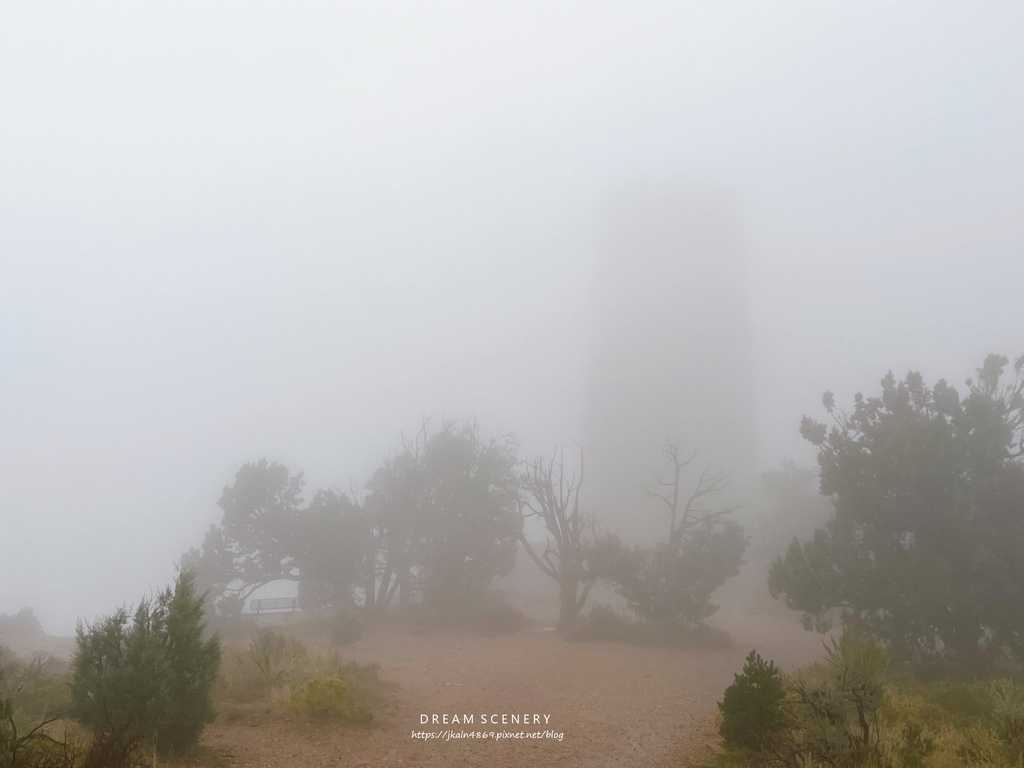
left=199, top=608, right=824, bottom=767
left=4, top=602, right=824, bottom=766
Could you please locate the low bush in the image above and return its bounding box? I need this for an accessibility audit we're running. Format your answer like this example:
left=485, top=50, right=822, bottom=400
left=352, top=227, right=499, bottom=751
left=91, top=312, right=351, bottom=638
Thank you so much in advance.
left=330, top=612, right=363, bottom=647
left=287, top=677, right=372, bottom=725
left=719, top=650, right=787, bottom=752
left=215, top=632, right=391, bottom=726
left=70, top=570, right=220, bottom=758
left=609, top=527, right=747, bottom=629
left=567, top=604, right=732, bottom=649
left=247, top=628, right=307, bottom=690
left=299, top=645, right=390, bottom=715
left=408, top=589, right=524, bottom=636
left=566, top=604, right=638, bottom=643
left=704, top=634, right=1024, bottom=768
left=216, top=628, right=307, bottom=703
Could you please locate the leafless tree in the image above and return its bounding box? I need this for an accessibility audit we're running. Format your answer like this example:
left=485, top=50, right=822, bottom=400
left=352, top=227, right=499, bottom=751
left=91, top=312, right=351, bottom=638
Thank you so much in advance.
left=518, top=446, right=597, bottom=628
left=647, top=440, right=739, bottom=553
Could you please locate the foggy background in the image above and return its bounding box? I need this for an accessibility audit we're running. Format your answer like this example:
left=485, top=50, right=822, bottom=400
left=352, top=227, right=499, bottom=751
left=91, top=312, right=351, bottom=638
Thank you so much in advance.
left=2, top=3, right=1023, bottom=634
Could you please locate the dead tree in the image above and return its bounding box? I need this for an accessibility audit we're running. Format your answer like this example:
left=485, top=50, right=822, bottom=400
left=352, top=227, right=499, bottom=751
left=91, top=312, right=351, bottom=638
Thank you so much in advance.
left=647, top=440, right=739, bottom=553
left=517, top=446, right=596, bottom=628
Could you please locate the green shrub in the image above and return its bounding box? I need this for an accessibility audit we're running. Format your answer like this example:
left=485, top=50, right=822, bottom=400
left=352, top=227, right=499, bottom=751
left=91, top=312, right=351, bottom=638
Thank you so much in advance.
left=70, top=602, right=166, bottom=764
left=330, top=612, right=362, bottom=647
left=159, top=571, right=221, bottom=751
left=70, top=570, right=220, bottom=757
left=718, top=650, right=787, bottom=752
left=288, top=677, right=372, bottom=724
left=610, top=526, right=747, bottom=628
left=709, top=633, right=1024, bottom=767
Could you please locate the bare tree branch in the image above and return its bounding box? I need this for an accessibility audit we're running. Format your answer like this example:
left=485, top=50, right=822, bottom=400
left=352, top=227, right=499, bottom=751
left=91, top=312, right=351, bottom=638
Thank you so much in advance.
left=517, top=445, right=597, bottom=627
left=645, top=441, right=737, bottom=552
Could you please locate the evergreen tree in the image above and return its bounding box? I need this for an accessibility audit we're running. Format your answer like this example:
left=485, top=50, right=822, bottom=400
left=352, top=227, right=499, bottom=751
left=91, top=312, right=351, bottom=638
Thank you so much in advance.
left=158, top=570, right=220, bottom=753
left=770, top=354, right=1024, bottom=666
left=719, top=649, right=786, bottom=752
left=70, top=570, right=220, bottom=757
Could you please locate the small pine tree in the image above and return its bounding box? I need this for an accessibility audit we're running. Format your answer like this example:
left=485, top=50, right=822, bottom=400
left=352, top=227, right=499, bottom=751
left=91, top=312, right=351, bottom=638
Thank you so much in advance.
left=70, top=569, right=220, bottom=758
left=158, top=570, right=221, bottom=753
left=718, top=649, right=787, bottom=752
left=70, top=600, right=170, bottom=759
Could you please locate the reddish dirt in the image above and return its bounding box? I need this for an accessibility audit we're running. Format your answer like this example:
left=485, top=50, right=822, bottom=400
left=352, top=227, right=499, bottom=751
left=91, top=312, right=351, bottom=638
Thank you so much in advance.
left=5, top=592, right=825, bottom=767
left=195, top=606, right=824, bottom=768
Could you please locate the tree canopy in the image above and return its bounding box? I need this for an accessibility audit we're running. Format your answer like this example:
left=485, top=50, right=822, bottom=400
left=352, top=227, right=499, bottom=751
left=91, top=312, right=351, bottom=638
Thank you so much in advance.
left=295, top=489, right=367, bottom=611
left=185, top=419, right=522, bottom=619
left=363, top=418, right=521, bottom=610
left=769, top=354, right=1024, bottom=666
left=593, top=442, right=747, bottom=628
left=183, top=460, right=365, bottom=617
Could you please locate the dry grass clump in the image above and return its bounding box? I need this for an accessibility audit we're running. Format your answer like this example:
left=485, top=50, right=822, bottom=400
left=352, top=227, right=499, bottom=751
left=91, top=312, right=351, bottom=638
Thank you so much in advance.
left=214, top=629, right=389, bottom=727
left=703, top=633, right=1024, bottom=768
left=287, top=677, right=372, bottom=724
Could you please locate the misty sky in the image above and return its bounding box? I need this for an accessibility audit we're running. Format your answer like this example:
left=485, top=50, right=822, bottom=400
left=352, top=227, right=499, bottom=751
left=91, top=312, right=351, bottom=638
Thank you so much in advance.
left=3, top=3, right=1023, bottom=634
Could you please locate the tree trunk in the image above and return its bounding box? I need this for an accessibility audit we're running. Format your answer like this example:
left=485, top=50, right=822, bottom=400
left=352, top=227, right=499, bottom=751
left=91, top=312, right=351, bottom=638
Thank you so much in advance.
left=398, top=568, right=410, bottom=609
left=558, top=577, right=579, bottom=629
left=363, top=570, right=376, bottom=610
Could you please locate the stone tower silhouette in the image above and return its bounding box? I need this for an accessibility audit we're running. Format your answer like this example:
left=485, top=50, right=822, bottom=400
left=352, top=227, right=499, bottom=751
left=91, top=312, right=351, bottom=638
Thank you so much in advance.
left=582, top=182, right=757, bottom=543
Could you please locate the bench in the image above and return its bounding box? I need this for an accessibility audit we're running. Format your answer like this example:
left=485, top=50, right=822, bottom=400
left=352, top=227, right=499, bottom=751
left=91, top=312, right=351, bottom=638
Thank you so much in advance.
left=249, top=597, right=299, bottom=614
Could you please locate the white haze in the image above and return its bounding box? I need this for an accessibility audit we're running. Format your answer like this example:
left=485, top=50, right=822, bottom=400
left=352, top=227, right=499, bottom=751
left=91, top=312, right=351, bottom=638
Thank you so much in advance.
left=2, top=3, right=1023, bottom=633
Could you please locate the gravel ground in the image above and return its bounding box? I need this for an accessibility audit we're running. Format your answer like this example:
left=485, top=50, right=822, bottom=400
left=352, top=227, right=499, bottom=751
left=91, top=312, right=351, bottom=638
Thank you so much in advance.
left=198, top=607, right=824, bottom=768
left=4, top=601, right=824, bottom=766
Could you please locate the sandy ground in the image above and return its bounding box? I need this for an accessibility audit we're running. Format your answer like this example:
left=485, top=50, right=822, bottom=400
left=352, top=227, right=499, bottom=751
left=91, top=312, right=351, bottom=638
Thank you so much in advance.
left=3, top=589, right=826, bottom=766
left=197, top=604, right=824, bottom=768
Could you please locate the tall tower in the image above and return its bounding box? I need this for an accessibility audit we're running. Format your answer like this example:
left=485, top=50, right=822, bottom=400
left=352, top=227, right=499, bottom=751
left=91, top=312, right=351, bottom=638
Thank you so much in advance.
left=583, top=182, right=757, bottom=543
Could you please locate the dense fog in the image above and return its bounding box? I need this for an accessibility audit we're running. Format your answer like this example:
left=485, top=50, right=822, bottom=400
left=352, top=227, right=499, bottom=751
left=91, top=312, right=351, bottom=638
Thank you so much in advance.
left=2, top=4, right=1023, bottom=635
